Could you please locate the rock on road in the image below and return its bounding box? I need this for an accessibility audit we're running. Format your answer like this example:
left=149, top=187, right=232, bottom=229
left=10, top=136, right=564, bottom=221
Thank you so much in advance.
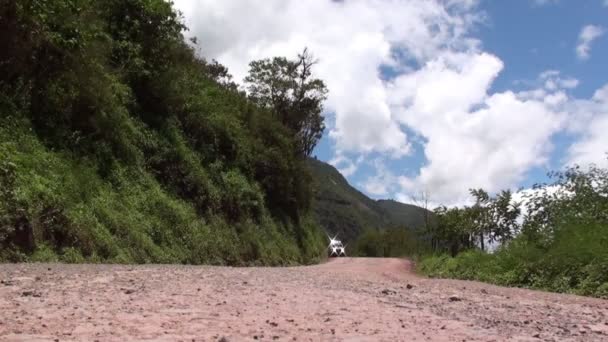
left=1, top=258, right=607, bottom=341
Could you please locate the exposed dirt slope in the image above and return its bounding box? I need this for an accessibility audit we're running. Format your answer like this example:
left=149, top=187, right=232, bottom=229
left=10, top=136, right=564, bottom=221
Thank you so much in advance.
left=1, top=258, right=607, bottom=341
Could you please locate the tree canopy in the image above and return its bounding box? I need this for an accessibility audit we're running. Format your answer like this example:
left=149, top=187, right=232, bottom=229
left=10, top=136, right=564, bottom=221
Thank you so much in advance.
left=245, top=48, right=328, bottom=157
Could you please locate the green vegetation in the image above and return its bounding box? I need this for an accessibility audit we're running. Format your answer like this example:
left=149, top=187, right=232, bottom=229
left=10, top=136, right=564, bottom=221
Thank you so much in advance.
left=352, top=228, right=428, bottom=258
left=429, top=189, right=520, bottom=256
left=307, top=158, right=431, bottom=243
left=245, top=48, right=328, bottom=157
left=419, top=164, right=608, bottom=298
left=0, top=0, right=328, bottom=264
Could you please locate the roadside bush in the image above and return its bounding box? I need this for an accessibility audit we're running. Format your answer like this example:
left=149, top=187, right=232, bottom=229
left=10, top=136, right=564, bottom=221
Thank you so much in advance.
left=29, top=244, right=59, bottom=263
left=419, top=221, right=608, bottom=298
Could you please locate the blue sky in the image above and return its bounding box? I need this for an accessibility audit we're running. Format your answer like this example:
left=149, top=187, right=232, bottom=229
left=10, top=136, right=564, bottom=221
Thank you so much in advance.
left=481, top=0, right=607, bottom=98
left=176, top=0, right=608, bottom=206
left=312, top=0, right=608, bottom=202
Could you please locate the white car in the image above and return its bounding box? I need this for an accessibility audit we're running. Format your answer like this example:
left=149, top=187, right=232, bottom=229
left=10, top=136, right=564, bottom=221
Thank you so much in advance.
left=328, top=235, right=346, bottom=257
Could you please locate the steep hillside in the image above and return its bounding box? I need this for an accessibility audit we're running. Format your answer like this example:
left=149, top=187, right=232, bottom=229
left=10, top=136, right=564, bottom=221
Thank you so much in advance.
left=376, top=199, right=431, bottom=231
left=307, top=158, right=430, bottom=242
left=0, top=0, right=326, bottom=265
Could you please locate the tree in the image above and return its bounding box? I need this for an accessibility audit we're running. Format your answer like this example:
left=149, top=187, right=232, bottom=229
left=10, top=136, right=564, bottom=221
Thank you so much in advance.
left=199, top=59, right=239, bottom=92
left=468, top=188, right=521, bottom=250
left=410, top=189, right=434, bottom=248
left=433, top=206, right=474, bottom=256
left=522, top=161, right=608, bottom=247
left=245, top=48, right=328, bottom=156
left=488, top=190, right=520, bottom=245
left=469, top=188, right=491, bottom=251
left=431, top=188, right=521, bottom=255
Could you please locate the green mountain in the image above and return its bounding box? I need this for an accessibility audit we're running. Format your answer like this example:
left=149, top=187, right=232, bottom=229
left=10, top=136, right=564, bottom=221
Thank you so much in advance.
left=307, top=158, right=431, bottom=243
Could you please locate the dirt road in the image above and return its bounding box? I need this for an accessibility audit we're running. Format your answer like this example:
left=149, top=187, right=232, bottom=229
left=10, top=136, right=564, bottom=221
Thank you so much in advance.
left=1, top=258, right=607, bottom=341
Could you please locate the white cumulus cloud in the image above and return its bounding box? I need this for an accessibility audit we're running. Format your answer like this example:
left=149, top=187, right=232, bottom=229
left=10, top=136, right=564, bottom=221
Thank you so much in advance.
left=360, top=159, right=398, bottom=196
left=576, top=25, right=605, bottom=60
left=173, top=0, right=481, bottom=158
left=387, top=62, right=568, bottom=204
left=329, top=154, right=362, bottom=178
left=564, top=85, right=608, bottom=168
left=172, top=0, right=608, bottom=206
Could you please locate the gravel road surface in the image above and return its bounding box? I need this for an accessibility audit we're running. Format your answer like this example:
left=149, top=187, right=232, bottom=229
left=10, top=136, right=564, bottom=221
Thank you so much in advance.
left=1, top=258, right=607, bottom=341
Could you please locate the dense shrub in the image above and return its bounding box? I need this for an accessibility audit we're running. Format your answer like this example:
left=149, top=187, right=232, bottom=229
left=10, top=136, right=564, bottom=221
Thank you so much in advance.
left=419, top=221, right=608, bottom=298
left=418, top=161, right=608, bottom=298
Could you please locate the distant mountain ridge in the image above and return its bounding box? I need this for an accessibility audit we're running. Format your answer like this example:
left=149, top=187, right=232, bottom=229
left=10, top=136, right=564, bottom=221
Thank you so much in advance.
left=307, top=158, right=431, bottom=242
